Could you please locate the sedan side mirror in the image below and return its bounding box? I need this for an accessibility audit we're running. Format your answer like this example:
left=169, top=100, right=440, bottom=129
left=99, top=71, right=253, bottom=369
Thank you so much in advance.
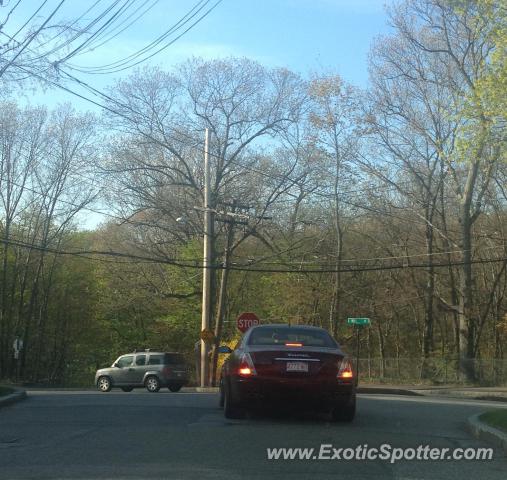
left=113, top=362, right=121, bottom=368
left=217, top=345, right=232, bottom=354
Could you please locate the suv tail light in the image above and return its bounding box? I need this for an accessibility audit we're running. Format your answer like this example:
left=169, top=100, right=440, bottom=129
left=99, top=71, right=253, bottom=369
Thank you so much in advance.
left=238, top=353, right=257, bottom=377
left=337, top=359, right=353, bottom=381
left=162, top=366, right=172, bottom=377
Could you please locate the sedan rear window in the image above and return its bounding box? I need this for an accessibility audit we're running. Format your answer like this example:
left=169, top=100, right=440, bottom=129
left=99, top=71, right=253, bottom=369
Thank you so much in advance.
left=248, top=327, right=336, bottom=348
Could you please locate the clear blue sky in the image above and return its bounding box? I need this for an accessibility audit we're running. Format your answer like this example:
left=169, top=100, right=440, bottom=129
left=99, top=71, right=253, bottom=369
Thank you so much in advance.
left=7, top=0, right=394, bottom=110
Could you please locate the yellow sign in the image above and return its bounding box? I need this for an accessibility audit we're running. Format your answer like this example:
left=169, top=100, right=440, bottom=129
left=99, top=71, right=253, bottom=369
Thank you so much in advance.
left=200, top=329, right=215, bottom=343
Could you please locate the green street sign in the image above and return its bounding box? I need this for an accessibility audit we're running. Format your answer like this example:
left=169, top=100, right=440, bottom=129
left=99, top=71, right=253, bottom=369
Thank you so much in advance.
left=347, top=317, right=370, bottom=326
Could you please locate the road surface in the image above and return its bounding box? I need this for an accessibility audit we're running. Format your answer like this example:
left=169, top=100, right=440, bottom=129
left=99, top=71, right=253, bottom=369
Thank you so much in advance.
left=0, top=390, right=506, bottom=479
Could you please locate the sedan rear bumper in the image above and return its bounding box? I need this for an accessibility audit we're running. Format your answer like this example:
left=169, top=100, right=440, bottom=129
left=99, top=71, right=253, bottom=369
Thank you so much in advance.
left=230, top=376, right=355, bottom=408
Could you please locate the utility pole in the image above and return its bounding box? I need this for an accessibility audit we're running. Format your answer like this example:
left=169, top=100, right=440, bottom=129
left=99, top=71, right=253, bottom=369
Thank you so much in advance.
left=200, top=128, right=212, bottom=388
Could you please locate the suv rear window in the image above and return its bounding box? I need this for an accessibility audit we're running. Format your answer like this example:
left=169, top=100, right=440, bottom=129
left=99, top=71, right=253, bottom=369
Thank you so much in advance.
left=248, top=327, right=336, bottom=348
left=164, top=353, right=186, bottom=364
left=148, top=355, right=164, bottom=365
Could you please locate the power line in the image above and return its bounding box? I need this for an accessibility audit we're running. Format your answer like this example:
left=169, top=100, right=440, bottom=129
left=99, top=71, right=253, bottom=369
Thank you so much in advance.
left=6, top=169, right=505, bottom=271
left=235, top=244, right=506, bottom=267
left=68, top=0, right=223, bottom=74
left=0, top=235, right=202, bottom=267
left=26, top=0, right=125, bottom=62
left=67, top=0, right=209, bottom=70
left=0, top=0, right=23, bottom=32
left=78, top=0, right=160, bottom=54
left=1, top=235, right=507, bottom=275
left=57, top=0, right=138, bottom=64
left=26, top=0, right=103, bottom=53
left=9, top=63, right=499, bottom=248
left=8, top=0, right=48, bottom=42
left=8, top=42, right=504, bottom=252
left=226, top=255, right=507, bottom=274
left=0, top=0, right=66, bottom=77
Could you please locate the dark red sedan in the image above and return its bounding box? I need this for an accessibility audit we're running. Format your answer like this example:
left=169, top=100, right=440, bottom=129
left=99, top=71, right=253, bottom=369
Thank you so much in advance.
left=219, top=324, right=356, bottom=421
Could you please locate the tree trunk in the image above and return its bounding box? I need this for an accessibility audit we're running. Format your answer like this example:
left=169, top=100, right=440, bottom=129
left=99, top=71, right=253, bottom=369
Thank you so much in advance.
left=458, top=210, right=476, bottom=381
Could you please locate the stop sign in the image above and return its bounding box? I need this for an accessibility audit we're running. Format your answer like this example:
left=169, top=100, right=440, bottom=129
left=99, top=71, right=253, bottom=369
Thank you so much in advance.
left=237, top=312, right=260, bottom=333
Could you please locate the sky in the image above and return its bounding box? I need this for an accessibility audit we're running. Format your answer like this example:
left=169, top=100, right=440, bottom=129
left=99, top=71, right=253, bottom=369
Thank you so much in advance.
left=6, top=0, right=395, bottom=109
left=3, top=0, right=395, bottom=228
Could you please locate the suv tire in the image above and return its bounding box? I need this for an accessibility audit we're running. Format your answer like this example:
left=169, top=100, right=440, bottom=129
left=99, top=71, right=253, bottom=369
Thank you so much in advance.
left=145, top=376, right=160, bottom=393
left=168, top=384, right=182, bottom=392
left=121, top=386, right=133, bottom=392
left=97, top=376, right=112, bottom=392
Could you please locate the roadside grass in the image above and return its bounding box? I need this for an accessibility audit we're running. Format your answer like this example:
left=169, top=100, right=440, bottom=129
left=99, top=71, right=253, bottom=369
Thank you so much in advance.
left=0, top=386, right=14, bottom=397
left=480, top=410, right=507, bottom=433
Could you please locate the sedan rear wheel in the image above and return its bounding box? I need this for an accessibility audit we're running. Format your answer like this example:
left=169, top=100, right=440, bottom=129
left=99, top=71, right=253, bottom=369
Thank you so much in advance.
left=97, top=376, right=112, bottom=392
left=331, top=397, right=356, bottom=422
left=223, top=381, right=244, bottom=419
left=145, top=376, right=160, bottom=393
left=219, top=378, right=224, bottom=408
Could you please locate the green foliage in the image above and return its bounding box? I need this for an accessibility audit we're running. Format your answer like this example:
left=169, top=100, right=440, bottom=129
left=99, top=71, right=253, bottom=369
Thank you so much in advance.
left=480, top=410, right=507, bottom=433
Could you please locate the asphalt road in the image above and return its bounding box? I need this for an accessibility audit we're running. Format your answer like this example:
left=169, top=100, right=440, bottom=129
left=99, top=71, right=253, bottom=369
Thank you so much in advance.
left=0, top=390, right=506, bottom=479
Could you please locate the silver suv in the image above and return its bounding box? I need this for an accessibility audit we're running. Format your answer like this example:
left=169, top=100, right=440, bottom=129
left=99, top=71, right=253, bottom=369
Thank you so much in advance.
left=95, top=350, right=190, bottom=393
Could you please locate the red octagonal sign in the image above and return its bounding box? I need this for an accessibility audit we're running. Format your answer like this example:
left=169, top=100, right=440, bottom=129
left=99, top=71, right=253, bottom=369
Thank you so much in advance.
left=237, top=312, right=260, bottom=333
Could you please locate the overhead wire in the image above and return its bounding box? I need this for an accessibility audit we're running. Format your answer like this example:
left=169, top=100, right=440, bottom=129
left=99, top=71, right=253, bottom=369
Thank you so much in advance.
left=1, top=235, right=507, bottom=274
left=0, top=0, right=65, bottom=77
left=26, top=0, right=106, bottom=53
left=27, top=0, right=125, bottom=61
left=57, top=0, right=138, bottom=64
left=77, top=0, right=160, bottom=54
left=68, top=0, right=221, bottom=74
left=0, top=0, right=23, bottom=32
left=8, top=0, right=47, bottom=42
left=13, top=62, right=503, bottom=249
left=6, top=26, right=507, bottom=274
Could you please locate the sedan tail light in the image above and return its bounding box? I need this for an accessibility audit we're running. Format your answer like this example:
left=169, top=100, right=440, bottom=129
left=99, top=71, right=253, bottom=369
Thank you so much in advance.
left=337, top=359, right=353, bottom=381
left=238, top=353, right=257, bottom=377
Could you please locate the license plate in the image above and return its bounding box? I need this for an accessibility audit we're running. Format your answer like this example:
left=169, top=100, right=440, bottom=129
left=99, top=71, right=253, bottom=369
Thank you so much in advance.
left=286, top=361, right=308, bottom=372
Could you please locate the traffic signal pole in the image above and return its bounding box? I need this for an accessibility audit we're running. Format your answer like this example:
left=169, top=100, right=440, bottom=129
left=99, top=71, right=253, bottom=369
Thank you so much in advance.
left=201, top=128, right=212, bottom=388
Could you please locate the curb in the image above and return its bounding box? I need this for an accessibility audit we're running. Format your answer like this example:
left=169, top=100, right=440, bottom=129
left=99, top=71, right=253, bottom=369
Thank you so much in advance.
left=411, top=389, right=507, bottom=402
left=467, top=413, right=507, bottom=454
left=357, top=386, right=423, bottom=396
left=0, top=388, right=27, bottom=409
left=195, top=387, right=219, bottom=393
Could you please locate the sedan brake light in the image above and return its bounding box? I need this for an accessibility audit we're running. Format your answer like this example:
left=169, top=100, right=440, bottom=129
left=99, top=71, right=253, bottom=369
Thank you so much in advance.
left=238, top=353, right=257, bottom=377
left=337, top=359, right=353, bottom=381
left=285, top=342, right=303, bottom=347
